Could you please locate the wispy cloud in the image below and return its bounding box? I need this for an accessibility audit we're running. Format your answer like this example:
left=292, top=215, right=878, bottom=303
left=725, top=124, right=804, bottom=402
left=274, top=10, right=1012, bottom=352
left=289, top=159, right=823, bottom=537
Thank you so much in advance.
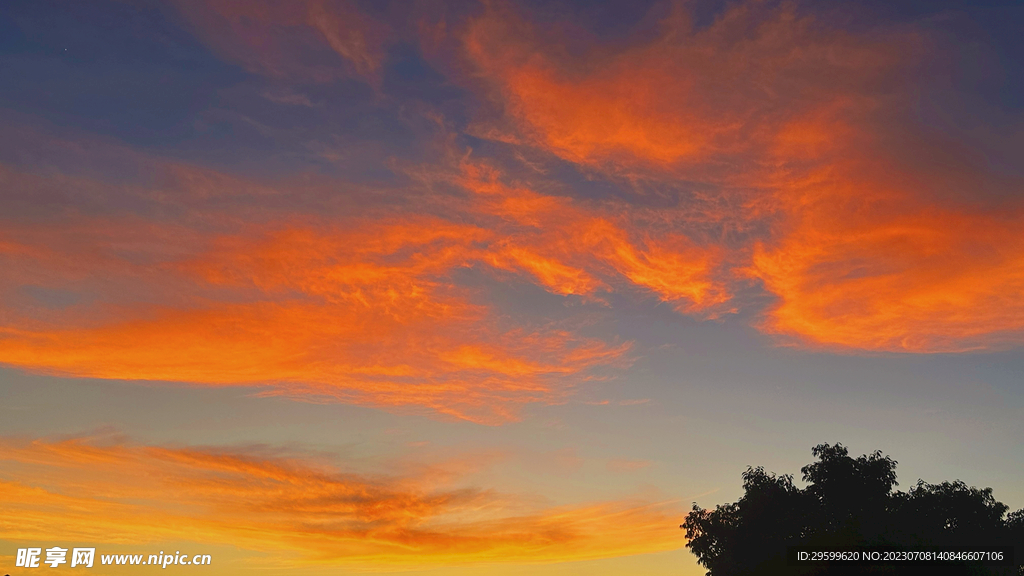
left=0, top=433, right=686, bottom=567
left=460, top=0, right=1024, bottom=352
left=3, top=0, right=1024, bottom=429
left=171, top=0, right=391, bottom=83
left=0, top=212, right=629, bottom=424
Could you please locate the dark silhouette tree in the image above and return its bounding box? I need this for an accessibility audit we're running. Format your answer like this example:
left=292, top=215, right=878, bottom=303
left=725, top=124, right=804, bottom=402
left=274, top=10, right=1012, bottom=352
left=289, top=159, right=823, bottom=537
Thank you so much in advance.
left=682, top=443, right=1023, bottom=576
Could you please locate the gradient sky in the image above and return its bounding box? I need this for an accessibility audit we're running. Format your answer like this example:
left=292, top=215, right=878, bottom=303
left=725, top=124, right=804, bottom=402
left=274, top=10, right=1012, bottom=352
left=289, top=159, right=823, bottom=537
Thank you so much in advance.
left=1, top=0, right=1023, bottom=574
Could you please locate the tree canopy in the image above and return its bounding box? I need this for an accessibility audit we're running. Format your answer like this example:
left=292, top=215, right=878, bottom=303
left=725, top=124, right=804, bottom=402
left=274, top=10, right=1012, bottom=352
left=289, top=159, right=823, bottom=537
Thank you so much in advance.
left=682, top=443, right=1023, bottom=575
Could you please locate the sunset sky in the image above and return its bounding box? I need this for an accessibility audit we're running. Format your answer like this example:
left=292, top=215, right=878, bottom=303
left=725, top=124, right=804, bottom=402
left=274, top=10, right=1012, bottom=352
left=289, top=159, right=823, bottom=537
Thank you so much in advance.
left=2, top=0, right=1023, bottom=574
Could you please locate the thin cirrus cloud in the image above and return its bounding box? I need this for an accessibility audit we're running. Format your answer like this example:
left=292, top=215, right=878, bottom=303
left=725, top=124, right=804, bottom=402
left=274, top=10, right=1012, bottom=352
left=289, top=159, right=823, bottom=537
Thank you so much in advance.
left=0, top=432, right=686, bottom=567
left=170, top=0, right=391, bottom=82
left=460, top=0, right=1024, bottom=353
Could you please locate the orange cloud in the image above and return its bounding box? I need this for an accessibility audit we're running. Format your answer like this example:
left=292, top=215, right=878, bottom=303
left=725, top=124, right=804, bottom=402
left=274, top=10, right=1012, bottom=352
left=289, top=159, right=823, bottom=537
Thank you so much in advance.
left=0, top=433, right=686, bottom=567
left=1, top=125, right=744, bottom=420
left=749, top=161, right=1024, bottom=353
left=457, top=161, right=731, bottom=312
left=0, top=216, right=628, bottom=424
left=463, top=1, right=909, bottom=175
left=462, top=1, right=1024, bottom=352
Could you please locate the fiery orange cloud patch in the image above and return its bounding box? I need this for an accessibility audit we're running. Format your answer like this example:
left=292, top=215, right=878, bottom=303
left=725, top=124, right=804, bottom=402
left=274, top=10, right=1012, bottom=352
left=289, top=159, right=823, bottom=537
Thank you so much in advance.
left=0, top=216, right=628, bottom=424
left=740, top=33, right=1024, bottom=353
left=461, top=1, right=1024, bottom=352
left=0, top=433, right=686, bottom=566
left=749, top=162, right=1024, bottom=353
left=463, top=2, right=909, bottom=174
left=457, top=162, right=731, bottom=312
left=1, top=132, right=741, bottom=419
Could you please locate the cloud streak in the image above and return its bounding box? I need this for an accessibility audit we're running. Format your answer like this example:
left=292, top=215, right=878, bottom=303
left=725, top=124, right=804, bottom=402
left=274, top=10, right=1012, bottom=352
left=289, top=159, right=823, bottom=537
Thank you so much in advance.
left=171, top=0, right=391, bottom=82
left=0, top=433, right=685, bottom=567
